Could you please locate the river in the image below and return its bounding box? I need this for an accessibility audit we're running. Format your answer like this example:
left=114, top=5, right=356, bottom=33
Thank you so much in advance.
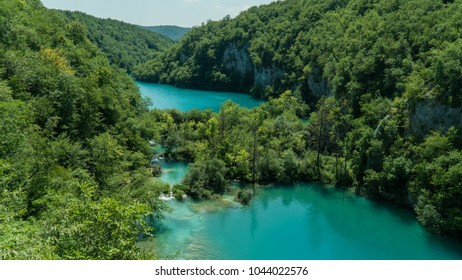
left=137, top=82, right=462, bottom=260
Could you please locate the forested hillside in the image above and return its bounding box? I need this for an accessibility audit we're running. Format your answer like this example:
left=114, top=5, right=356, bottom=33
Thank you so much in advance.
left=58, top=10, right=174, bottom=73
left=143, top=25, right=192, bottom=41
left=0, top=0, right=167, bottom=259
left=137, top=0, right=462, bottom=237
left=134, top=0, right=462, bottom=105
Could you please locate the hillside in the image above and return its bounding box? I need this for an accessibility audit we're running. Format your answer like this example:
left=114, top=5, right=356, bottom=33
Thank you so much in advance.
left=143, top=25, right=192, bottom=41
left=57, top=10, right=174, bottom=73
left=134, top=0, right=462, bottom=104
left=134, top=0, right=462, bottom=237
left=0, top=0, right=166, bottom=259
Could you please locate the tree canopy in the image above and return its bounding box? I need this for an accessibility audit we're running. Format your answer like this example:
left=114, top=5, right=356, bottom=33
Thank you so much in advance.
left=58, top=10, right=174, bottom=74
left=0, top=0, right=167, bottom=259
left=143, top=25, right=192, bottom=42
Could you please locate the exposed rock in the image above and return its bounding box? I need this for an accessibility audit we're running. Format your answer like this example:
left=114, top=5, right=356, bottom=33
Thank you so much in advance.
left=409, top=100, right=462, bottom=136
left=222, top=43, right=287, bottom=93
left=308, top=67, right=329, bottom=98
left=254, top=65, right=283, bottom=88
left=179, top=51, right=189, bottom=62
left=223, top=43, right=253, bottom=77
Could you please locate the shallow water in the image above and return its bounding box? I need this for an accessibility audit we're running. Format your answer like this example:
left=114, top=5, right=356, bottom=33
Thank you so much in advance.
left=158, top=160, right=189, bottom=186
left=137, top=81, right=263, bottom=111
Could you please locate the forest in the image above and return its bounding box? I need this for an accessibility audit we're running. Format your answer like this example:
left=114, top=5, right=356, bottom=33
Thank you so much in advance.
left=57, top=10, right=174, bottom=74
left=0, top=0, right=168, bottom=259
left=143, top=25, right=192, bottom=42
left=1, top=0, right=462, bottom=260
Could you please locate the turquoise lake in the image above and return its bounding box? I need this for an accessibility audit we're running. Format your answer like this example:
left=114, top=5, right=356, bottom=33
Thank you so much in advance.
left=138, top=163, right=462, bottom=260
left=136, top=81, right=263, bottom=111
left=138, top=84, right=462, bottom=260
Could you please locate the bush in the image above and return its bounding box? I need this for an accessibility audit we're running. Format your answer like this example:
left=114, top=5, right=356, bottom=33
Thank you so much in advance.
left=182, top=158, right=228, bottom=197
left=173, top=184, right=189, bottom=201
left=236, top=189, right=253, bottom=206
left=415, top=191, right=443, bottom=234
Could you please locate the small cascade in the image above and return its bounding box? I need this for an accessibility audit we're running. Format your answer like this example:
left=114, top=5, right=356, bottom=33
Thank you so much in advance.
left=160, top=185, right=175, bottom=201
left=169, top=185, right=174, bottom=198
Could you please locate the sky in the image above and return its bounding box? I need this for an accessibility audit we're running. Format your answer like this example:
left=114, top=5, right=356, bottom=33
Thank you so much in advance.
left=41, top=0, right=276, bottom=27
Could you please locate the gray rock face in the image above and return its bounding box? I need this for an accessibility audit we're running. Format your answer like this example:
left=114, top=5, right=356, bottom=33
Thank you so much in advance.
left=179, top=51, right=189, bottom=62
left=308, top=67, right=329, bottom=98
left=254, top=66, right=283, bottom=88
left=222, top=43, right=285, bottom=92
left=409, top=100, right=462, bottom=136
left=222, top=44, right=327, bottom=100
left=223, top=44, right=253, bottom=77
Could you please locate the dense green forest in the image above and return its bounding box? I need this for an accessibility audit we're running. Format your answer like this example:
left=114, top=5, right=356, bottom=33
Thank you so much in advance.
left=143, top=25, right=192, bottom=41
left=133, top=0, right=462, bottom=105
left=2, top=0, right=462, bottom=260
left=57, top=10, right=174, bottom=73
left=136, top=0, right=462, bottom=237
left=0, top=0, right=168, bottom=259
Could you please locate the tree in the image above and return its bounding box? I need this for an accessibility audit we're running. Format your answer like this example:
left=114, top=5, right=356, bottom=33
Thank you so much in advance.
left=182, top=158, right=228, bottom=198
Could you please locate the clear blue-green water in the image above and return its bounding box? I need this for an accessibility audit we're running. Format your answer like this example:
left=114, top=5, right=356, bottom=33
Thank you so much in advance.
left=140, top=162, right=462, bottom=260
left=137, top=81, right=263, bottom=111
left=158, top=160, right=189, bottom=186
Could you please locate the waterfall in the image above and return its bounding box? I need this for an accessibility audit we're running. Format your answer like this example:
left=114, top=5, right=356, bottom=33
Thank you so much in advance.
left=374, top=115, right=391, bottom=137
left=160, top=185, right=175, bottom=201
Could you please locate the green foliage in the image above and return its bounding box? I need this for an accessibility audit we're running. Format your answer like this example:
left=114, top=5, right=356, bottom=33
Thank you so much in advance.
left=0, top=1, right=164, bottom=259
left=134, top=0, right=462, bottom=104
left=58, top=11, right=174, bottom=73
left=0, top=211, right=58, bottom=260
left=172, top=184, right=188, bottom=201
left=183, top=158, right=228, bottom=198
left=150, top=97, right=311, bottom=189
left=236, top=189, right=253, bottom=206
left=415, top=190, right=443, bottom=234
left=41, top=185, right=153, bottom=260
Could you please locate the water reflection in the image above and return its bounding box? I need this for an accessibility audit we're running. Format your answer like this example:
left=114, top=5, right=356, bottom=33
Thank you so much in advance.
left=143, top=165, right=462, bottom=260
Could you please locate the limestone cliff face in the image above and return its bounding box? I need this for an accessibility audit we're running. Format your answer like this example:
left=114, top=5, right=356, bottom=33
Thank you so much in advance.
left=221, top=43, right=331, bottom=99
left=179, top=51, right=188, bottom=63
left=254, top=66, right=284, bottom=88
left=307, top=67, right=329, bottom=98
left=222, top=44, right=285, bottom=95
left=223, top=44, right=253, bottom=77
left=409, top=100, right=462, bottom=136
left=222, top=44, right=284, bottom=94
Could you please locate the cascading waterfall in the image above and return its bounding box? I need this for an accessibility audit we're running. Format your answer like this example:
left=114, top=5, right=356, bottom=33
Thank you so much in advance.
left=160, top=182, right=175, bottom=201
